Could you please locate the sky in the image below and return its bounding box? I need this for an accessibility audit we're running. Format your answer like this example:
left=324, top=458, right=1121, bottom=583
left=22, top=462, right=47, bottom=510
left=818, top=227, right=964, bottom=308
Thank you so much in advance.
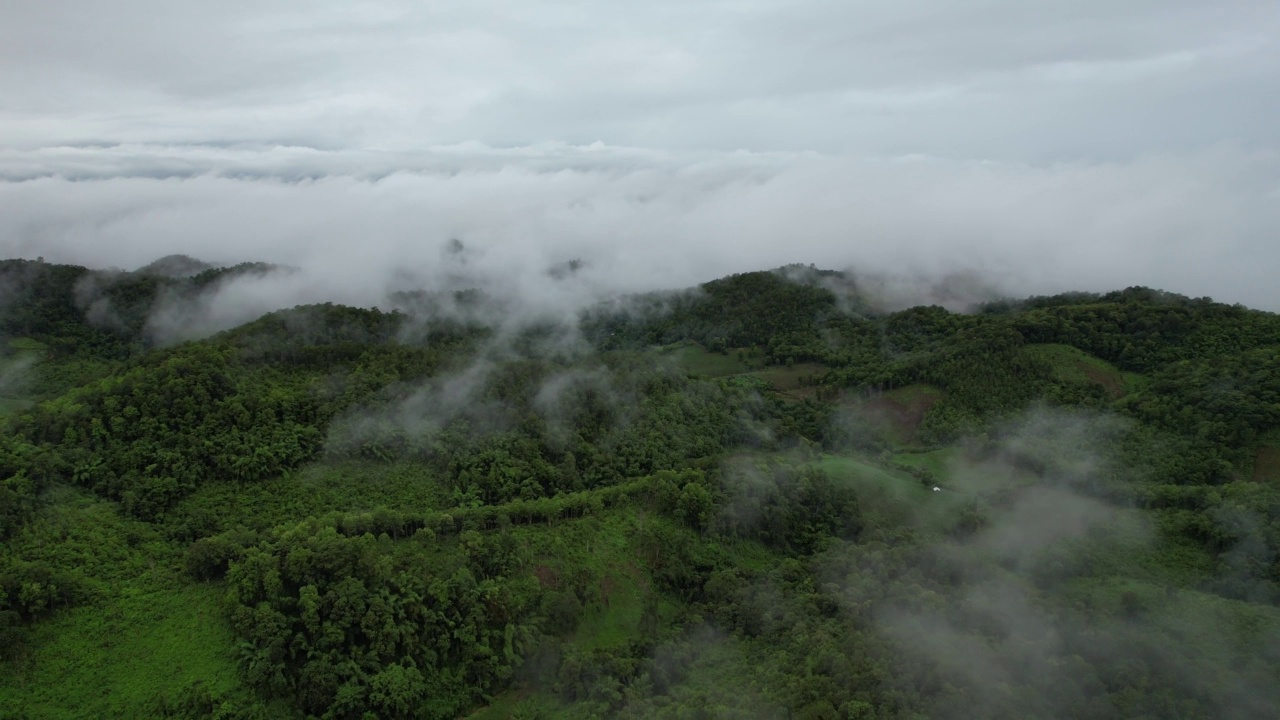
left=1, top=0, right=1278, bottom=311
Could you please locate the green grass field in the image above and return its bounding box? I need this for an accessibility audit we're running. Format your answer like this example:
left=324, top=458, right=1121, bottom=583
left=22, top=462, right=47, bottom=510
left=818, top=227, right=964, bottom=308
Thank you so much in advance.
left=515, top=511, right=670, bottom=652
left=0, top=396, right=33, bottom=416
left=815, top=454, right=926, bottom=496
left=872, top=384, right=943, bottom=445
left=1, top=584, right=244, bottom=719
left=0, top=337, right=123, bottom=403
left=656, top=341, right=754, bottom=378
left=5, top=338, right=48, bottom=352
left=171, top=459, right=449, bottom=533
left=0, top=488, right=252, bottom=719
left=1025, top=343, right=1131, bottom=398
left=749, top=363, right=827, bottom=400
left=1251, top=429, right=1280, bottom=483
left=0, top=337, right=42, bottom=409
left=893, top=447, right=961, bottom=479
left=654, top=342, right=828, bottom=401
left=467, top=506, right=787, bottom=720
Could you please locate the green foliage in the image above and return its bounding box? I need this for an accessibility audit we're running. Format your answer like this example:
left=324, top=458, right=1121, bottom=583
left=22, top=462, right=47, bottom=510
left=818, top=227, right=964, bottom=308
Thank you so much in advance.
left=326, top=356, right=774, bottom=503
left=0, top=489, right=248, bottom=718
left=583, top=268, right=843, bottom=364
left=4, top=260, right=1280, bottom=719
left=1008, top=288, right=1280, bottom=372
left=12, top=343, right=322, bottom=520
left=218, top=519, right=540, bottom=719
left=713, top=461, right=861, bottom=554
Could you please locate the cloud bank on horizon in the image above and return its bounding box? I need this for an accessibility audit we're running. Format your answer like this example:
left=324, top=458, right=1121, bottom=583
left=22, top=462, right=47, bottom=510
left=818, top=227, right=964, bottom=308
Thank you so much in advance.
left=1, top=0, right=1278, bottom=311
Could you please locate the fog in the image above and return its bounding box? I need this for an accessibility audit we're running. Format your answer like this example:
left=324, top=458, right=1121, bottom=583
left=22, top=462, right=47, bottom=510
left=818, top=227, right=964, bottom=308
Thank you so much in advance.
left=2, top=145, right=1278, bottom=321
left=2, top=1, right=1278, bottom=317
left=817, top=407, right=1280, bottom=719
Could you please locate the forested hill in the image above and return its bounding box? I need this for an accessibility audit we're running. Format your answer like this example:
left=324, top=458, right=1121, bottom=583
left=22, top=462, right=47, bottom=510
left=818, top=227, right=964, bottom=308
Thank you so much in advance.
left=2, top=259, right=1279, bottom=719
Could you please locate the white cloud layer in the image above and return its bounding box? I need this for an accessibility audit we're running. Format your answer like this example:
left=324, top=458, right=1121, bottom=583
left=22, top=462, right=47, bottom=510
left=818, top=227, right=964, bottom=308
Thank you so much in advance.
left=1, top=1, right=1277, bottom=312
left=4, top=0, right=1278, bottom=156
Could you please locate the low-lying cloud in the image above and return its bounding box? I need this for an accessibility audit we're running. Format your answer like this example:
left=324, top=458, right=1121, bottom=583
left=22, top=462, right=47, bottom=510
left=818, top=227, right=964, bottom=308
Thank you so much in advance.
left=814, top=406, right=1280, bottom=719
left=2, top=144, right=1277, bottom=321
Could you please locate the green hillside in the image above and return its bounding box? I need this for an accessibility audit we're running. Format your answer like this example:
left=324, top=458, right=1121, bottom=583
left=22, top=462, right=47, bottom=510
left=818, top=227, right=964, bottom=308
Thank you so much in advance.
left=2, top=261, right=1279, bottom=719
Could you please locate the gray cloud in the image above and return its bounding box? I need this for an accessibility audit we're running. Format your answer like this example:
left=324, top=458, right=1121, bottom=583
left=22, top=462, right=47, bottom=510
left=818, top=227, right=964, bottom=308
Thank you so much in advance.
left=0, top=2, right=1277, bottom=316
left=2, top=1, right=1277, bottom=157
left=2, top=145, right=1277, bottom=315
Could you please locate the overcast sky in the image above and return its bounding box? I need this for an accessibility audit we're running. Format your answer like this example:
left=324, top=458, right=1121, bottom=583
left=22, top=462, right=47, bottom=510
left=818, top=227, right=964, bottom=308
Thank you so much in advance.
left=1, top=0, right=1278, bottom=311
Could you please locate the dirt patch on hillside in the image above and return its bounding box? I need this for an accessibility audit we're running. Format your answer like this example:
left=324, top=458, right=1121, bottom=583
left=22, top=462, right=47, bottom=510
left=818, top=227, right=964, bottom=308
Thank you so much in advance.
left=623, top=560, right=651, bottom=592
left=755, top=363, right=828, bottom=402
left=1080, top=363, right=1125, bottom=398
left=533, top=564, right=560, bottom=589
left=863, top=390, right=939, bottom=444
left=1252, top=447, right=1280, bottom=483
left=600, top=574, right=617, bottom=607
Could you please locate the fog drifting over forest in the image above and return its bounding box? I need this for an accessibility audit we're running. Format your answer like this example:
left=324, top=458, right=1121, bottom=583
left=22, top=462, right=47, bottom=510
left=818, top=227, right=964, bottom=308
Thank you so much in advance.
left=2, top=0, right=1278, bottom=311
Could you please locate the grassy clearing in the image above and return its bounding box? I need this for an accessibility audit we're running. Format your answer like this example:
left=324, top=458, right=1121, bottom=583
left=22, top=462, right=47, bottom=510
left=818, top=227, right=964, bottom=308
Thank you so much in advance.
left=657, top=341, right=755, bottom=378
left=1, top=584, right=242, bottom=719
left=1252, top=429, right=1280, bottom=483
left=1062, top=574, right=1280, bottom=664
left=572, top=571, right=646, bottom=651
left=0, top=488, right=249, bottom=718
left=1252, top=446, right=1280, bottom=483
left=516, top=511, right=661, bottom=652
left=1025, top=343, right=1129, bottom=398
left=812, top=452, right=969, bottom=534
left=171, top=459, right=447, bottom=532
left=464, top=690, right=528, bottom=720
left=886, top=384, right=944, bottom=405
left=654, top=341, right=834, bottom=402
left=5, top=338, right=47, bottom=352
left=29, top=356, right=121, bottom=400
left=0, top=338, right=42, bottom=406
left=893, top=447, right=962, bottom=480
left=0, top=396, right=33, bottom=416
left=1120, top=371, right=1149, bottom=394
left=0, top=339, right=118, bottom=404
left=3, top=486, right=179, bottom=589
left=469, top=632, right=782, bottom=720
left=842, top=384, right=943, bottom=447
left=470, top=508, right=785, bottom=720
left=815, top=454, right=924, bottom=496
left=749, top=363, right=827, bottom=400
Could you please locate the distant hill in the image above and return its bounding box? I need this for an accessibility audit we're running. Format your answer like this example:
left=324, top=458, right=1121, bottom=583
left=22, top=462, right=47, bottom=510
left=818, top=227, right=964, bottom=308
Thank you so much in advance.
left=135, top=254, right=214, bottom=278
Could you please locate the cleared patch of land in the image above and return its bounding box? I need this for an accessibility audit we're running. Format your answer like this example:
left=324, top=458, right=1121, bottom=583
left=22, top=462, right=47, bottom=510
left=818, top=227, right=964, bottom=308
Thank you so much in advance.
left=656, top=341, right=754, bottom=377
left=1253, top=446, right=1280, bottom=483
left=656, top=341, right=828, bottom=401
left=2, top=584, right=242, bottom=719
left=0, top=488, right=249, bottom=718
left=1025, top=343, right=1133, bottom=398
left=813, top=453, right=928, bottom=498
left=0, top=337, right=45, bottom=414
left=170, top=459, right=448, bottom=533
left=750, top=362, right=828, bottom=401
left=893, top=446, right=961, bottom=480
left=853, top=383, right=943, bottom=446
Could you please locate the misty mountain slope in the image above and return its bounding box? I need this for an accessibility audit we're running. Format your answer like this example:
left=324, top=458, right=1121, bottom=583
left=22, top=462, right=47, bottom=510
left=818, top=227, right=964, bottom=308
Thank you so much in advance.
left=136, top=254, right=215, bottom=278
left=0, top=258, right=306, bottom=361
left=2, top=260, right=1279, bottom=719
left=584, top=267, right=857, bottom=364
left=2, top=303, right=488, bottom=528
left=0, top=259, right=151, bottom=360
